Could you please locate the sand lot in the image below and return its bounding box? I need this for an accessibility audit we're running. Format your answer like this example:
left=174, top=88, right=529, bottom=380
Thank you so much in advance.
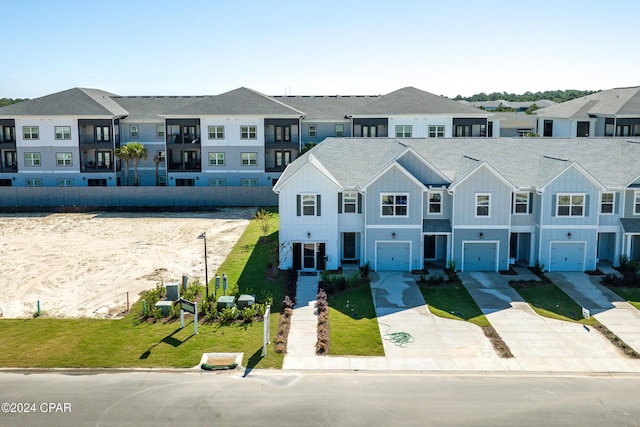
left=0, top=208, right=256, bottom=318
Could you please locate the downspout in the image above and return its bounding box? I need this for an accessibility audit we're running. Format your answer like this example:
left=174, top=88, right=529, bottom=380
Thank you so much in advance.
left=538, top=191, right=544, bottom=270
left=449, top=188, right=455, bottom=270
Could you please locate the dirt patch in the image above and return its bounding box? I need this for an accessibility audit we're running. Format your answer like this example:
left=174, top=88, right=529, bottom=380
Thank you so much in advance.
left=0, top=208, right=256, bottom=318
left=482, top=325, right=514, bottom=358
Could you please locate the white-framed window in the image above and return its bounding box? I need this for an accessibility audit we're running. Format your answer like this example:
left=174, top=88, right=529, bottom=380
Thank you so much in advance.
left=241, top=125, right=257, bottom=139
left=429, top=125, right=445, bottom=138
left=208, top=125, right=224, bottom=140
left=634, top=191, right=640, bottom=215
left=381, top=193, right=408, bottom=217
left=335, top=124, right=344, bottom=137
left=557, top=193, right=585, bottom=217
left=395, top=125, right=412, bottom=138
left=299, top=194, right=320, bottom=216
left=308, top=124, right=317, bottom=138
left=25, top=178, right=41, bottom=187
left=209, top=152, right=225, bottom=166
left=343, top=192, right=357, bottom=213
left=209, top=178, right=226, bottom=187
left=601, top=192, right=615, bottom=214
left=129, top=125, right=139, bottom=139
left=56, top=152, right=72, bottom=166
left=24, top=152, right=40, bottom=166
left=55, top=126, right=71, bottom=140
left=241, top=152, right=257, bottom=166
left=513, top=192, right=529, bottom=214
left=241, top=178, right=258, bottom=187
left=476, top=193, right=491, bottom=217
left=156, top=125, right=165, bottom=139
left=23, top=126, right=39, bottom=140
left=156, top=150, right=165, bottom=163
left=57, top=178, right=73, bottom=187
left=428, top=191, right=443, bottom=214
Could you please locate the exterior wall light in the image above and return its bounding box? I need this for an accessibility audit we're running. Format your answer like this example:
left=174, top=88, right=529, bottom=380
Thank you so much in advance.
left=479, top=232, right=484, bottom=239
left=567, top=232, right=572, bottom=239
left=392, top=232, right=396, bottom=239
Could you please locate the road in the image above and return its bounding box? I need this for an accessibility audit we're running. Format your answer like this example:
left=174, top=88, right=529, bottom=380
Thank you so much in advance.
left=0, top=370, right=638, bottom=426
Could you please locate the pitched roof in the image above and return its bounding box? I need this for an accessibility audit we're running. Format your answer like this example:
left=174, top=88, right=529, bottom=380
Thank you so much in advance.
left=535, top=87, right=640, bottom=118
left=271, top=95, right=380, bottom=120
left=112, top=96, right=209, bottom=121
left=164, top=87, right=304, bottom=116
left=0, top=88, right=128, bottom=117
left=349, top=87, right=488, bottom=116
left=277, top=137, right=640, bottom=191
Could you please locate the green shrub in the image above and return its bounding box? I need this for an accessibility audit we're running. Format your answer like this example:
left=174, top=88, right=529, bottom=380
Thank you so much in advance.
left=216, top=307, right=240, bottom=325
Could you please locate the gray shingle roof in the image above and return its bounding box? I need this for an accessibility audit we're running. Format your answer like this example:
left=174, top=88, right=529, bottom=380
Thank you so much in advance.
left=277, top=137, right=640, bottom=191
left=0, top=88, right=128, bottom=117
left=423, top=219, right=452, bottom=233
left=535, top=87, right=640, bottom=118
left=621, top=218, right=640, bottom=233
left=112, top=96, right=209, bottom=121
left=271, top=95, right=381, bottom=120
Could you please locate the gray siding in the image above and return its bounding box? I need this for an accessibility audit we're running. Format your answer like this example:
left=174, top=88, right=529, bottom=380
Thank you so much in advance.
left=453, top=167, right=511, bottom=225
left=365, top=166, right=423, bottom=226
left=541, top=167, right=599, bottom=226
left=397, top=151, right=448, bottom=186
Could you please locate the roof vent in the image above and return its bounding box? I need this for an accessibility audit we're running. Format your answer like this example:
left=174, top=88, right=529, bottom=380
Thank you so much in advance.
left=543, top=155, right=568, bottom=162
left=463, top=155, right=480, bottom=161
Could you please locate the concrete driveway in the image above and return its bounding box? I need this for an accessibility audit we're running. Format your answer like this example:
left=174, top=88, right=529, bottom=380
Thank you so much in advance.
left=460, top=271, right=636, bottom=372
left=548, top=272, right=640, bottom=356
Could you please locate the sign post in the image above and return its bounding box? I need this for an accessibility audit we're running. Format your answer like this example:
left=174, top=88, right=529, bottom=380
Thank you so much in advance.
left=262, top=304, right=271, bottom=357
left=179, top=298, right=198, bottom=335
left=582, top=307, right=590, bottom=320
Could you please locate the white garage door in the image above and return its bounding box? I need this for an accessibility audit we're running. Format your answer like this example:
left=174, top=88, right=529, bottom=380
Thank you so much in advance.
left=550, top=242, right=585, bottom=271
left=463, top=242, right=498, bottom=271
left=376, top=242, right=410, bottom=271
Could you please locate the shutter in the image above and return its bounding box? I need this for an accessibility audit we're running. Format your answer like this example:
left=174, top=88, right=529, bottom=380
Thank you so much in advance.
left=296, top=195, right=301, bottom=216
left=584, top=194, right=589, bottom=216
left=528, top=192, right=533, bottom=214
left=317, top=194, right=321, bottom=216
left=614, top=192, right=619, bottom=214
left=511, top=193, right=514, bottom=214
left=551, top=194, right=556, bottom=216
left=338, top=193, right=342, bottom=213
left=358, top=193, right=363, bottom=214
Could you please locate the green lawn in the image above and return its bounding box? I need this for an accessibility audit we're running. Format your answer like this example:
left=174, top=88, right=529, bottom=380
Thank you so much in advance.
left=328, top=284, right=384, bottom=356
left=605, top=287, right=640, bottom=311
left=418, top=282, right=489, bottom=327
left=0, top=209, right=285, bottom=369
left=509, top=280, right=598, bottom=325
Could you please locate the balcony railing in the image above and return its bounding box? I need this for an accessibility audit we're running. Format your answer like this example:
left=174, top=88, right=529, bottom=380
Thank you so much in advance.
left=168, top=161, right=202, bottom=172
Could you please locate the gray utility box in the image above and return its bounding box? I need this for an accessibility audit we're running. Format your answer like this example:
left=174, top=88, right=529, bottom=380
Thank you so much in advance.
left=216, top=296, right=235, bottom=311
left=236, top=294, right=255, bottom=309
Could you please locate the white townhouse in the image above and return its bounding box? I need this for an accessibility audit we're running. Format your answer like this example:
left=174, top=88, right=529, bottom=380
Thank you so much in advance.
left=274, top=137, right=640, bottom=273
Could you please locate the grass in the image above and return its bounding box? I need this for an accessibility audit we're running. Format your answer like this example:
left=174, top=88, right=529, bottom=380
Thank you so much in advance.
left=328, top=284, right=384, bottom=356
left=418, top=282, right=489, bottom=327
left=0, top=210, right=286, bottom=369
left=509, top=280, right=598, bottom=326
left=603, top=286, right=640, bottom=311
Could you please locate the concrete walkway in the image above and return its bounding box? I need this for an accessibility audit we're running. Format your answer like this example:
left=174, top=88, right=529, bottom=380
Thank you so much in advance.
left=460, top=271, right=637, bottom=372
left=549, top=271, right=640, bottom=356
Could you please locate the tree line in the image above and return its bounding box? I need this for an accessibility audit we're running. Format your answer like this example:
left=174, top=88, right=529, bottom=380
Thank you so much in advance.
left=0, top=98, right=28, bottom=107
left=453, top=89, right=600, bottom=103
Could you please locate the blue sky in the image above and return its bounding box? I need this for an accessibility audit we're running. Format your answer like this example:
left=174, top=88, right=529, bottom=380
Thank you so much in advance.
left=3, top=0, right=638, bottom=99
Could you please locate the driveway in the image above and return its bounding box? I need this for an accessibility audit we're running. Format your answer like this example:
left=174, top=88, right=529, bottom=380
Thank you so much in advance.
left=548, top=272, right=640, bottom=356
left=460, top=271, right=635, bottom=372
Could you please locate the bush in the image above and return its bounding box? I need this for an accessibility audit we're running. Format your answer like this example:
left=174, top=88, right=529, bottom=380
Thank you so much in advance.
left=315, top=289, right=330, bottom=355
left=138, top=282, right=165, bottom=322
left=216, top=307, right=240, bottom=325
left=360, top=262, right=370, bottom=278
left=347, top=270, right=363, bottom=288
left=274, top=295, right=295, bottom=353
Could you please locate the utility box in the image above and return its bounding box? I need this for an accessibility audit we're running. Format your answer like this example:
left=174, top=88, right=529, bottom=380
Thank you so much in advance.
left=216, top=295, right=235, bottom=311
left=236, top=294, right=255, bottom=309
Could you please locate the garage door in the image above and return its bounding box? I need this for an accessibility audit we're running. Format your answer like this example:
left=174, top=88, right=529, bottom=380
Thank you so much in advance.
left=463, top=242, right=497, bottom=271
left=376, top=242, right=410, bottom=271
left=550, top=242, right=585, bottom=271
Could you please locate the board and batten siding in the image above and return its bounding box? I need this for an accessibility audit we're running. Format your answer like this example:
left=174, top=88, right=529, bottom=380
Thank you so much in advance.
left=365, top=166, right=423, bottom=226
left=540, top=167, right=600, bottom=226
left=452, top=166, right=512, bottom=226
left=397, top=151, right=449, bottom=186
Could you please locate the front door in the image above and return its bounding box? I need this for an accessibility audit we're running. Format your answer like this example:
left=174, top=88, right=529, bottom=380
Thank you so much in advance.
left=424, top=235, right=436, bottom=259
left=303, top=243, right=316, bottom=270
left=343, top=233, right=356, bottom=259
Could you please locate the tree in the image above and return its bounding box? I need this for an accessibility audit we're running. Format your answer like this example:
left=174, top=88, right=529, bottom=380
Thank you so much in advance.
left=116, top=142, right=148, bottom=186
left=153, top=154, right=160, bottom=186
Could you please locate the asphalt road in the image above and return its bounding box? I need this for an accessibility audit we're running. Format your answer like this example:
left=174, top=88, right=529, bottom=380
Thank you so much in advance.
left=0, top=371, right=638, bottom=426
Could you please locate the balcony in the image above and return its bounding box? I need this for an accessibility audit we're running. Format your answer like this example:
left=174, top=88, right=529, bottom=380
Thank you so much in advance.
left=168, top=160, right=202, bottom=172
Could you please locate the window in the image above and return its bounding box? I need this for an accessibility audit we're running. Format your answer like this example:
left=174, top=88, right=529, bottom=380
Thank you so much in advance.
left=241, top=152, right=257, bottom=166
left=209, top=178, right=226, bottom=187
left=209, top=152, right=225, bottom=166
left=601, top=193, right=614, bottom=214
left=635, top=191, right=640, bottom=215
left=129, top=125, right=139, bottom=139
left=241, top=125, right=257, bottom=139
left=381, top=193, right=408, bottom=217
left=335, top=124, right=344, bottom=137
left=56, top=152, right=72, bottom=166
left=429, top=125, right=444, bottom=138
left=208, top=125, right=224, bottom=139
left=23, top=126, right=39, bottom=140
left=299, top=194, right=320, bottom=216
left=275, top=126, right=290, bottom=142
left=275, top=151, right=291, bottom=168
left=156, top=150, right=165, bottom=163
left=557, top=193, right=584, bottom=217
left=241, top=178, right=258, bottom=187
left=25, top=178, right=41, bottom=187
left=24, top=152, right=40, bottom=166
left=96, top=126, right=110, bottom=142
left=308, top=124, right=317, bottom=138
left=395, top=125, right=412, bottom=138
left=55, top=126, right=71, bottom=140
left=513, top=192, right=529, bottom=214
left=57, top=178, right=73, bottom=187
left=156, top=125, right=165, bottom=139
left=343, top=192, right=357, bottom=213
left=2, top=125, right=16, bottom=141
left=476, top=194, right=490, bottom=217
left=428, top=192, right=442, bottom=214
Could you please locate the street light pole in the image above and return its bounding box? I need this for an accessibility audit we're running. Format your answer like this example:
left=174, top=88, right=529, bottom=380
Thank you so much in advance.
left=198, top=232, right=209, bottom=298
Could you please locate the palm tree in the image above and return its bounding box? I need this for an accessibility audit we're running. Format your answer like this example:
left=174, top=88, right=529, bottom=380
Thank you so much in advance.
left=153, top=154, right=160, bottom=186
left=116, top=142, right=148, bottom=186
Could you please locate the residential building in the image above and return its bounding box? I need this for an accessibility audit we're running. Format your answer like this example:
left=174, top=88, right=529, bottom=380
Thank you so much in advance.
left=273, top=137, right=640, bottom=272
